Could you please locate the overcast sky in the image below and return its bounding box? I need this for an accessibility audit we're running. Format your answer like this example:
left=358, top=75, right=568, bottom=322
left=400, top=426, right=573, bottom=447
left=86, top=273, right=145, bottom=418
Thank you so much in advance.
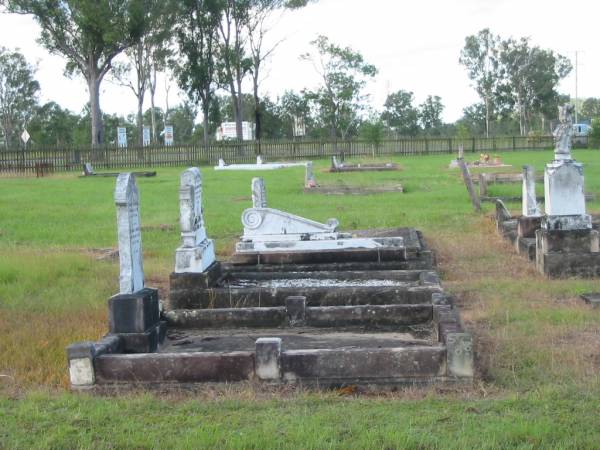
left=0, top=0, right=598, bottom=123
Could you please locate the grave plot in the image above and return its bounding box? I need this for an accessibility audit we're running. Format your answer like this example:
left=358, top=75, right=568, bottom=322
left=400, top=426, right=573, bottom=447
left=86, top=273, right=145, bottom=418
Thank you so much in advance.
left=214, top=155, right=308, bottom=171
left=303, top=162, right=403, bottom=195
left=449, top=148, right=512, bottom=169
left=494, top=105, right=600, bottom=279
left=80, top=163, right=156, bottom=178
left=67, top=171, right=473, bottom=389
left=329, top=156, right=400, bottom=172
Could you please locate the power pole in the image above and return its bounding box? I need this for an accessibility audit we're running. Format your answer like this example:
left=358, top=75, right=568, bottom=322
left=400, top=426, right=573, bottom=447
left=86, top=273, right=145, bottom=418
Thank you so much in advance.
left=575, top=51, right=579, bottom=124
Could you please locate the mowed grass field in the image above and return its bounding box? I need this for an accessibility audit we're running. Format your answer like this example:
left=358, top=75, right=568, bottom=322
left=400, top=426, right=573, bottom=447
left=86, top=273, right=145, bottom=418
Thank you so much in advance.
left=1, top=150, right=599, bottom=449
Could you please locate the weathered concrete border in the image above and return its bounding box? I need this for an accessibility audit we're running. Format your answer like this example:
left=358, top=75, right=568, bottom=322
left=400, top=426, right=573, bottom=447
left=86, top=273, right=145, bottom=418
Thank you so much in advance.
left=164, top=302, right=433, bottom=329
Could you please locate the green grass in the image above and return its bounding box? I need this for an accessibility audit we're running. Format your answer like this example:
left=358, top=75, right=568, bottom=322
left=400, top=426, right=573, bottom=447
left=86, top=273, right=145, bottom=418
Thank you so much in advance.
left=2, top=386, right=600, bottom=449
left=1, top=149, right=600, bottom=448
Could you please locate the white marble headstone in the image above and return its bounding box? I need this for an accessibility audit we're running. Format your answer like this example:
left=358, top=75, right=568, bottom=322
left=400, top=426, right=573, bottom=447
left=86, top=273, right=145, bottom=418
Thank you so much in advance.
left=175, top=168, right=216, bottom=273
left=256, top=155, right=263, bottom=165
left=252, top=177, right=268, bottom=208
left=522, top=165, right=541, bottom=217
left=179, top=167, right=206, bottom=247
left=542, top=104, right=591, bottom=230
left=114, top=173, right=144, bottom=294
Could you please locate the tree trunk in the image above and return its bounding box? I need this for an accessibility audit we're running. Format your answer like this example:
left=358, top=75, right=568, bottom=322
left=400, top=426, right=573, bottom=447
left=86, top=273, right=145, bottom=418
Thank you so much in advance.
left=89, top=75, right=104, bottom=146
left=137, top=95, right=144, bottom=146
left=253, top=72, right=261, bottom=142
left=202, top=103, right=209, bottom=145
left=150, top=66, right=157, bottom=142
left=235, top=79, right=243, bottom=141
left=485, top=95, right=490, bottom=138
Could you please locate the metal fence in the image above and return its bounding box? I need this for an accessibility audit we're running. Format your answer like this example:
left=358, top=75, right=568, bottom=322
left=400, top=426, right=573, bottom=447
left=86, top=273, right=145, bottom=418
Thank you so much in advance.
left=0, top=135, right=556, bottom=175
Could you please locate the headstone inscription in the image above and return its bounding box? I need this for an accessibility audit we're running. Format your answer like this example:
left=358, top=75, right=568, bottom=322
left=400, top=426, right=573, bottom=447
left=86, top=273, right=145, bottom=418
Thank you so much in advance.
left=174, top=168, right=216, bottom=273
left=115, top=173, right=144, bottom=294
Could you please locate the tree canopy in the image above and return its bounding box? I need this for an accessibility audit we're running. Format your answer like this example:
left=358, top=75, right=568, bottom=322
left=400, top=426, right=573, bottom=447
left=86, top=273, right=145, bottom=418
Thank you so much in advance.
left=0, top=47, right=40, bottom=148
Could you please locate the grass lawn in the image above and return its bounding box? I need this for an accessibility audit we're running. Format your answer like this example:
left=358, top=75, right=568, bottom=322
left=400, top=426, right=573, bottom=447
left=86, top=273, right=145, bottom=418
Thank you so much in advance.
left=1, top=149, right=599, bottom=448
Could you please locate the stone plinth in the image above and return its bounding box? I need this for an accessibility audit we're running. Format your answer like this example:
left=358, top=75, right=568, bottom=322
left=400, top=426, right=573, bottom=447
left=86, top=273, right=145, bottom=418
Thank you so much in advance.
left=535, top=228, right=600, bottom=277
left=108, top=287, right=163, bottom=353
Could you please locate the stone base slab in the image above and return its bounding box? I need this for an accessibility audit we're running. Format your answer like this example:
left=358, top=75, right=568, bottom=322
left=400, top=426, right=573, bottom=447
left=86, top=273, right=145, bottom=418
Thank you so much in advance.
left=580, top=293, right=600, bottom=308
left=542, top=214, right=592, bottom=231
left=537, top=252, right=600, bottom=278
left=174, top=240, right=216, bottom=273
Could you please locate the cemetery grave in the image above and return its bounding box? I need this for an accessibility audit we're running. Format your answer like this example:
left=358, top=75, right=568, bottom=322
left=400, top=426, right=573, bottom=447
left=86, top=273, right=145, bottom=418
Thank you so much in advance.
left=67, top=169, right=473, bottom=389
left=304, top=161, right=404, bottom=195
left=449, top=149, right=512, bottom=169
left=494, top=105, right=600, bottom=278
left=81, top=162, right=156, bottom=178
left=329, top=155, right=400, bottom=172
left=214, top=155, right=309, bottom=171
left=2, top=151, right=600, bottom=447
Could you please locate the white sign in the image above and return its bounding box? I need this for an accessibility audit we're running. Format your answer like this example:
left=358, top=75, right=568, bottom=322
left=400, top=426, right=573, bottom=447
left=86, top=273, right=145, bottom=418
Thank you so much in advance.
left=293, top=117, right=306, bottom=137
left=143, top=127, right=151, bottom=147
left=216, top=122, right=255, bottom=141
left=21, top=129, right=30, bottom=144
left=164, top=125, right=174, bottom=146
left=117, top=127, right=127, bottom=148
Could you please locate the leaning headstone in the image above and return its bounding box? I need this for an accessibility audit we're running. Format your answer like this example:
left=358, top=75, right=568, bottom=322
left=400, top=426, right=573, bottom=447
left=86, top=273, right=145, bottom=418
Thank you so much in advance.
left=218, top=158, right=225, bottom=168
left=252, top=177, right=268, bottom=208
left=543, top=104, right=591, bottom=230
left=115, top=173, right=144, bottom=294
left=175, top=168, right=216, bottom=273
left=522, top=165, right=541, bottom=217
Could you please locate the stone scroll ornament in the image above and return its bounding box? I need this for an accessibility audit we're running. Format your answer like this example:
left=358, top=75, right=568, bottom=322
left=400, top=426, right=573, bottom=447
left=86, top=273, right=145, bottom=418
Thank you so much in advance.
left=114, top=173, right=144, bottom=294
left=175, top=167, right=216, bottom=273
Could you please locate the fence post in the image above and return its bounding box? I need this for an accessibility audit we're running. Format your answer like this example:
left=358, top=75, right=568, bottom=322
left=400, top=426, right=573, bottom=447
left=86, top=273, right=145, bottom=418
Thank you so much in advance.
left=512, top=136, right=516, bottom=151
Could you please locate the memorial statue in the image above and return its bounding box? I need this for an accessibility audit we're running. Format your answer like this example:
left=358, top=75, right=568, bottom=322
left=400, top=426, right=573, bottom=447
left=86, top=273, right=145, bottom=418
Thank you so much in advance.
left=553, top=104, right=574, bottom=160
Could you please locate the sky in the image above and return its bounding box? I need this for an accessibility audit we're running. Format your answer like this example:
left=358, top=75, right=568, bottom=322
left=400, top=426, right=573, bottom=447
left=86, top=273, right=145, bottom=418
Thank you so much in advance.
left=0, top=0, right=599, bottom=124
